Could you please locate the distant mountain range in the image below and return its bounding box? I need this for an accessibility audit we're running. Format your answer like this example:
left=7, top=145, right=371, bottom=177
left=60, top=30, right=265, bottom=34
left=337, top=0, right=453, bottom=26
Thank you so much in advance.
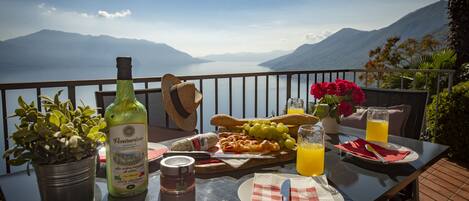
left=200, top=50, right=291, bottom=62
left=261, top=1, right=449, bottom=70
left=0, top=30, right=207, bottom=70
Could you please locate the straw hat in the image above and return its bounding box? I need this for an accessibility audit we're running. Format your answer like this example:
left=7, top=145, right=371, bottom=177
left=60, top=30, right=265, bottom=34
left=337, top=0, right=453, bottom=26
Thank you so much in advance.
left=162, top=74, right=202, bottom=131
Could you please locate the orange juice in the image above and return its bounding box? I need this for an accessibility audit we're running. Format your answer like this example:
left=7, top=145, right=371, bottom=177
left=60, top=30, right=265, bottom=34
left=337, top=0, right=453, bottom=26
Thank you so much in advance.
left=296, top=143, right=324, bottom=176
left=366, top=120, right=389, bottom=143
left=287, top=108, right=305, bottom=114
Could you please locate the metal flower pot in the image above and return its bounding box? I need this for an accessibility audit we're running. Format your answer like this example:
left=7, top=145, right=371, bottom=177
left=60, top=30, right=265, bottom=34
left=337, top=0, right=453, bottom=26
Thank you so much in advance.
left=33, top=155, right=96, bottom=201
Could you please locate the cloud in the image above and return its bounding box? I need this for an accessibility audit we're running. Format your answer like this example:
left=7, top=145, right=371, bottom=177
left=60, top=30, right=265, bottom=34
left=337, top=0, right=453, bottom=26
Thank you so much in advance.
left=37, top=3, right=56, bottom=15
left=97, top=9, right=131, bottom=19
left=305, top=31, right=332, bottom=43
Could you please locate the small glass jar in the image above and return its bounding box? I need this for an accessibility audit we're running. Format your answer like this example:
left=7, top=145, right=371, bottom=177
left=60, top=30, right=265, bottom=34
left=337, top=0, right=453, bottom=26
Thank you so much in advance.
left=160, top=156, right=195, bottom=200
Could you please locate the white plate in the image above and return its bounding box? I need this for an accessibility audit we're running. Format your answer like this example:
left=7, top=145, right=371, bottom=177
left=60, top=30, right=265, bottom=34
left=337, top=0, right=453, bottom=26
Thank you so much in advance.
left=344, top=141, right=419, bottom=164
left=237, top=173, right=344, bottom=201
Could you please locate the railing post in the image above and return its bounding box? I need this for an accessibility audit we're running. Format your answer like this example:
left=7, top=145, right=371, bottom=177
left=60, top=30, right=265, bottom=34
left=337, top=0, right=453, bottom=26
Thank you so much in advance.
left=448, top=72, right=454, bottom=92
left=199, top=79, right=204, bottom=132
left=1, top=89, right=10, bottom=173
left=229, top=77, right=232, bottom=116
left=286, top=74, right=292, bottom=102
left=265, top=76, right=269, bottom=117
left=67, top=85, right=76, bottom=107
left=36, top=88, right=41, bottom=112
left=214, top=78, right=218, bottom=114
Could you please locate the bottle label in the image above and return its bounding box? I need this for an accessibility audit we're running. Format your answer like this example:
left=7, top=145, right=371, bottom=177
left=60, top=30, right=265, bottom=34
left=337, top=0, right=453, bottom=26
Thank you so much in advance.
left=109, top=124, right=147, bottom=190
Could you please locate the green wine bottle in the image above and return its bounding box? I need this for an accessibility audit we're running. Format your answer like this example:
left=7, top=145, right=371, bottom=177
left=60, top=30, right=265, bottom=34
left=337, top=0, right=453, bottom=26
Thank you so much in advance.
left=105, top=57, right=148, bottom=197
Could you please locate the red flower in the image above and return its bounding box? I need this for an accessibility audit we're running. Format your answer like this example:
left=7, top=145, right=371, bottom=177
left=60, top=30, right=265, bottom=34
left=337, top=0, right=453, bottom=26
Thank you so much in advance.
left=351, top=87, right=365, bottom=104
left=310, top=83, right=327, bottom=99
left=338, top=101, right=354, bottom=117
left=336, top=80, right=349, bottom=96
left=326, top=82, right=337, bottom=95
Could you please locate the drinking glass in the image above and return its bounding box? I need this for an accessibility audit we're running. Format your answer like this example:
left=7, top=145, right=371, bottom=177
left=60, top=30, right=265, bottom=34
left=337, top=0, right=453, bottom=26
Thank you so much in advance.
left=287, top=98, right=304, bottom=114
left=366, top=107, right=389, bottom=143
left=296, top=124, right=325, bottom=176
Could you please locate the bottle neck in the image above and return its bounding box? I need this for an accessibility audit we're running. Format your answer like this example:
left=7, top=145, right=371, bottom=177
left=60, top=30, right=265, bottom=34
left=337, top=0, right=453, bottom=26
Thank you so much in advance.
left=115, top=80, right=136, bottom=102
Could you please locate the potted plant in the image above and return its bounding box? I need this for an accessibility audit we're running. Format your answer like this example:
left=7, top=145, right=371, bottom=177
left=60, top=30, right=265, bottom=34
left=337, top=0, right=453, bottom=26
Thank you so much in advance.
left=310, top=79, right=365, bottom=133
left=3, top=91, right=106, bottom=201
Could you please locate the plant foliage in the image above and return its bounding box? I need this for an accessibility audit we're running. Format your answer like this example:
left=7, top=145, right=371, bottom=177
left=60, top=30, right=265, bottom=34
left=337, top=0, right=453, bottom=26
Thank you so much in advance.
left=427, top=81, right=469, bottom=162
left=3, top=90, right=107, bottom=166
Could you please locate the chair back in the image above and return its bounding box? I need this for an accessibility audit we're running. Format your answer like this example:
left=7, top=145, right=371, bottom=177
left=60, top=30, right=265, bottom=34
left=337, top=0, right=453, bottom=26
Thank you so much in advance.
left=95, top=88, right=195, bottom=142
left=362, top=88, right=429, bottom=139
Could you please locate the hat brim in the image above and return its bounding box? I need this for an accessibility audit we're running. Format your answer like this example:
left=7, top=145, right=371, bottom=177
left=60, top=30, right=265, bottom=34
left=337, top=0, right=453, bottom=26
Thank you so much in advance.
left=162, top=74, right=198, bottom=131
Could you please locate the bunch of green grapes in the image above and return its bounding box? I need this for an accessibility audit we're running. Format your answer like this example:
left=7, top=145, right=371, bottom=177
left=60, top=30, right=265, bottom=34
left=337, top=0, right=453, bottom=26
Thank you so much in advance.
left=242, top=120, right=296, bottom=150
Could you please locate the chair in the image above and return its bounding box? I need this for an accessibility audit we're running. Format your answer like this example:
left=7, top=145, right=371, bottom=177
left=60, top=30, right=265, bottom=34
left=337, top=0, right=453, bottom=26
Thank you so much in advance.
left=95, top=88, right=196, bottom=142
left=362, top=88, right=429, bottom=140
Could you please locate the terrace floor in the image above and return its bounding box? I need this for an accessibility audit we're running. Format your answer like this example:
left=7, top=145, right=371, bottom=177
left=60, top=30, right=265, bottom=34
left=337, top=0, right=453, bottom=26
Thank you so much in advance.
left=419, top=158, right=469, bottom=201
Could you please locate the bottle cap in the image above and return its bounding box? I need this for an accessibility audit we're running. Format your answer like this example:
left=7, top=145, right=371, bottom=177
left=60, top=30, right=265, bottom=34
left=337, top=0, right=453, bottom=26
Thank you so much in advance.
left=116, top=57, right=132, bottom=80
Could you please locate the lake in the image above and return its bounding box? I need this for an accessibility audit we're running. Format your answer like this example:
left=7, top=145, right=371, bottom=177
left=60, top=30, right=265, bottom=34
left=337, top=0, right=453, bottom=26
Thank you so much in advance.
left=0, top=61, right=338, bottom=174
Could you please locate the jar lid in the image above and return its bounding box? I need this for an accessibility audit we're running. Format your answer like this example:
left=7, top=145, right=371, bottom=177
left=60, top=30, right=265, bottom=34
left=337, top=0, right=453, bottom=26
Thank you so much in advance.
left=160, top=156, right=195, bottom=176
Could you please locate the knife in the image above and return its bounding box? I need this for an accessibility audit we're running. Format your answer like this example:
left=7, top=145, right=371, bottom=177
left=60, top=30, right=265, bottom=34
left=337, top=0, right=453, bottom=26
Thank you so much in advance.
left=163, top=151, right=275, bottom=160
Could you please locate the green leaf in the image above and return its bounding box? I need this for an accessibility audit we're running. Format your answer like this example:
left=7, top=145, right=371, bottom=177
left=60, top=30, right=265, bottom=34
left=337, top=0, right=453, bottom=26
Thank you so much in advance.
left=98, top=120, right=107, bottom=130
left=89, top=125, right=99, bottom=135
left=8, top=158, right=28, bottom=166
left=18, top=96, right=28, bottom=109
left=82, top=106, right=96, bottom=116
left=49, top=114, right=60, bottom=127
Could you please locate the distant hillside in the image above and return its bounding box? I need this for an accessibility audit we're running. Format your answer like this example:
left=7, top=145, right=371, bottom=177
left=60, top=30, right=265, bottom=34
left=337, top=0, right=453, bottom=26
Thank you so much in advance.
left=261, top=1, right=449, bottom=70
left=0, top=30, right=207, bottom=70
left=201, top=50, right=291, bottom=62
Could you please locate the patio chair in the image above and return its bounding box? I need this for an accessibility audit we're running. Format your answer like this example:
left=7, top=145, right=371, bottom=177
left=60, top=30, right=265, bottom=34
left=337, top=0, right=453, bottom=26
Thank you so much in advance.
left=362, top=88, right=429, bottom=140
left=95, top=88, right=196, bottom=142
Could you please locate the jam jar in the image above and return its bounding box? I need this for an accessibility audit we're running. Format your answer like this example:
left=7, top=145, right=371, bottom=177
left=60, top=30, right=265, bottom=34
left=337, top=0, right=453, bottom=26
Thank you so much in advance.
left=160, top=156, right=195, bottom=201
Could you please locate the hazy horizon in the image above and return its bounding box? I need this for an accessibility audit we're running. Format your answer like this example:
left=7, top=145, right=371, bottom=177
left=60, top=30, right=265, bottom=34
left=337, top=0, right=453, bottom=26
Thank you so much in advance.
left=0, top=0, right=440, bottom=57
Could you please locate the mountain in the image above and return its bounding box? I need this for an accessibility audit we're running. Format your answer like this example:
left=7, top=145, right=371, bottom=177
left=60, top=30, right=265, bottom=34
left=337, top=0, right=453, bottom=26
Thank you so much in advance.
left=261, top=1, right=449, bottom=70
left=200, top=50, right=291, bottom=62
left=0, top=29, right=207, bottom=70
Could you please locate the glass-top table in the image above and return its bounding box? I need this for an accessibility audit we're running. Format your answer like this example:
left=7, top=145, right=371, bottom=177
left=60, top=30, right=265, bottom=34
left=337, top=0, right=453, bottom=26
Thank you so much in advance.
left=0, top=126, right=448, bottom=201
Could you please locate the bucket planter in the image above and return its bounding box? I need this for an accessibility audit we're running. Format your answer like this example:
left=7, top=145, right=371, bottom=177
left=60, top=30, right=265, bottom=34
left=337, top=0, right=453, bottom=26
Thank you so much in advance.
left=34, top=155, right=96, bottom=201
left=310, top=80, right=365, bottom=133
left=3, top=90, right=107, bottom=201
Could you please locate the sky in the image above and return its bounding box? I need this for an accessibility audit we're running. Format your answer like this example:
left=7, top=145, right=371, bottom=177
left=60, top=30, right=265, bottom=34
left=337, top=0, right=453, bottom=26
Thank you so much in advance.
left=0, top=0, right=440, bottom=57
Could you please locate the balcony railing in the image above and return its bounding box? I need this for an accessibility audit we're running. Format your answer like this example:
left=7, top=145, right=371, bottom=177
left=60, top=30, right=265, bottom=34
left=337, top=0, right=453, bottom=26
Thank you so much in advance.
left=0, top=68, right=455, bottom=174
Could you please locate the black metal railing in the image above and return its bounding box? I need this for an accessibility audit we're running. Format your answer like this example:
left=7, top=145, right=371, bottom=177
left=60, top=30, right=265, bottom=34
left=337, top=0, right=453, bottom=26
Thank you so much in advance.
left=0, top=68, right=455, bottom=174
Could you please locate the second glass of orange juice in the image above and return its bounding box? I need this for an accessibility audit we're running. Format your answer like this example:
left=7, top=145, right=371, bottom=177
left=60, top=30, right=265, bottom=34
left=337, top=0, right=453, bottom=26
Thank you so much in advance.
left=287, top=98, right=304, bottom=114
left=296, top=124, right=325, bottom=176
left=366, top=107, right=389, bottom=143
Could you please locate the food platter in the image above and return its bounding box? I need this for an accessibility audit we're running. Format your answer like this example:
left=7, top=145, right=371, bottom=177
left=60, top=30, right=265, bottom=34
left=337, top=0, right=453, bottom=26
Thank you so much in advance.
left=188, top=114, right=319, bottom=174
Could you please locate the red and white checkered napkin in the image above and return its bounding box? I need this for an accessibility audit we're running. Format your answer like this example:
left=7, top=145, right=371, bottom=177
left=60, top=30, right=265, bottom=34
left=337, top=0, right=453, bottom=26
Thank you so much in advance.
left=251, top=173, right=284, bottom=201
left=251, top=174, right=335, bottom=201
left=290, top=176, right=336, bottom=201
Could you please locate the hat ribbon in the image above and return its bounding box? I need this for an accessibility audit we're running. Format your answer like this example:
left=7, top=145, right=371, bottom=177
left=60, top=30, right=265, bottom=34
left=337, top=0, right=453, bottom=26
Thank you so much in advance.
left=170, top=88, right=191, bottom=118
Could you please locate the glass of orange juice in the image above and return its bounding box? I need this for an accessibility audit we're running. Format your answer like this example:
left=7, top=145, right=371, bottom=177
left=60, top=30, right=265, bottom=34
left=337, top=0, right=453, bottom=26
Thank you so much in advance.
left=296, top=124, right=325, bottom=176
left=366, top=107, right=389, bottom=143
left=287, top=98, right=304, bottom=114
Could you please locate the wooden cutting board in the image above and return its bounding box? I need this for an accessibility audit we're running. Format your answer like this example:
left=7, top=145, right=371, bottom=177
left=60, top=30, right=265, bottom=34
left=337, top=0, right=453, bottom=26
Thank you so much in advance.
left=194, top=150, right=296, bottom=174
